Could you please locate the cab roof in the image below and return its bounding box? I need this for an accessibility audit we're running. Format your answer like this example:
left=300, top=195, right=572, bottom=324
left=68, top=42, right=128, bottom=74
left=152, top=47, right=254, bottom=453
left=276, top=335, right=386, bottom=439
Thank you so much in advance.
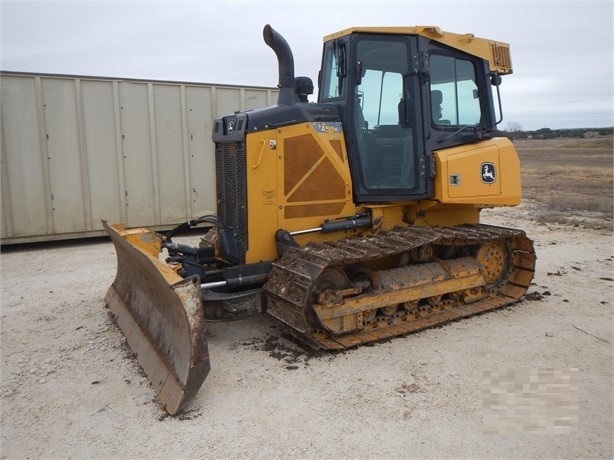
left=323, top=26, right=512, bottom=75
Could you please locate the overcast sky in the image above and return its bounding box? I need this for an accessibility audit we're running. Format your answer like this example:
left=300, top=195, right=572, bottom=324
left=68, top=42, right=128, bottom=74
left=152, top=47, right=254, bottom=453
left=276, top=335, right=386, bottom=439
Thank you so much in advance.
left=1, top=0, right=612, bottom=130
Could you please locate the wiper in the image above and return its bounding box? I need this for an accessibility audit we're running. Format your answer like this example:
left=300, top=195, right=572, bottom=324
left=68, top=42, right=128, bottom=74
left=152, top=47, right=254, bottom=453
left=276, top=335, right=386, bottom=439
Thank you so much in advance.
left=437, top=124, right=480, bottom=143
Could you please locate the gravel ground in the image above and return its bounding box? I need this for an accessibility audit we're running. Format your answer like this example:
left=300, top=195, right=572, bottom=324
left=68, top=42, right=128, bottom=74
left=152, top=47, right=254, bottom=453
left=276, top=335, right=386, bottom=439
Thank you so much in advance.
left=1, top=201, right=612, bottom=458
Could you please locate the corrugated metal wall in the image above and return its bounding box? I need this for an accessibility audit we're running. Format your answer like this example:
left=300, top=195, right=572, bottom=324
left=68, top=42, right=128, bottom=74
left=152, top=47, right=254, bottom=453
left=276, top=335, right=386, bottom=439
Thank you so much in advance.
left=0, top=72, right=277, bottom=243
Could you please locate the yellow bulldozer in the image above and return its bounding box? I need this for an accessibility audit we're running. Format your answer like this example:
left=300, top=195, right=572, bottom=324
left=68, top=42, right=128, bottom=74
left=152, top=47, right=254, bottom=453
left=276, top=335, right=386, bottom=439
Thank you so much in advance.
left=104, top=25, right=536, bottom=414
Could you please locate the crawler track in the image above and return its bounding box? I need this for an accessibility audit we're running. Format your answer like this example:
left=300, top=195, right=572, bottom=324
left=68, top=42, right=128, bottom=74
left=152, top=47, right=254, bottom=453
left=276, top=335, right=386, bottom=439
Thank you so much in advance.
left=264, top=224, right=536, bottom=349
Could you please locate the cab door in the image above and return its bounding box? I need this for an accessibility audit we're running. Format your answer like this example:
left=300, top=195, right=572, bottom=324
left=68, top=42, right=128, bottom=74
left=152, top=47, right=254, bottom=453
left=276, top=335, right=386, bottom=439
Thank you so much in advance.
left=320, top=34, right=429, bottom=203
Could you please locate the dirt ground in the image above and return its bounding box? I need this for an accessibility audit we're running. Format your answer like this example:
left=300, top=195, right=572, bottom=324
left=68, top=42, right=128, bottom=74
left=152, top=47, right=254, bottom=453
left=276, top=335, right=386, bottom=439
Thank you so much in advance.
left=515, top=136, right=613, bottom=222
left=1, top=138, right=613, bottom=458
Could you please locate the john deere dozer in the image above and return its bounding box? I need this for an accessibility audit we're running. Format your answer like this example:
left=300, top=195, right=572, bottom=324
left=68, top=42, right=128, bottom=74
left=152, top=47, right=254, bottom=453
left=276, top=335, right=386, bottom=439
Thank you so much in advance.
left=104, top=25, right=536, bottom=414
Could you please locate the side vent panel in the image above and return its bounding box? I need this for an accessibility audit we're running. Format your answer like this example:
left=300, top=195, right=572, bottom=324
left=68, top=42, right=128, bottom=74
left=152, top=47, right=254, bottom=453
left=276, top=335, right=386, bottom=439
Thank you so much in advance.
left=490, top=43, right=512, bottom=74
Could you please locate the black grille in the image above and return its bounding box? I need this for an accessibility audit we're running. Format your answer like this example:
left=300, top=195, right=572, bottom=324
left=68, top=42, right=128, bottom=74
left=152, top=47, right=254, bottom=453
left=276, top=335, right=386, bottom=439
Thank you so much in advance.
left=215, top=141, right=247, bottom=262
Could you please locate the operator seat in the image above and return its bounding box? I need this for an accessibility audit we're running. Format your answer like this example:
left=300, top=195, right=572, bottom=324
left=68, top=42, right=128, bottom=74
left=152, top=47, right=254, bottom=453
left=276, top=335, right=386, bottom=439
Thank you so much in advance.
left=431, top=90, right=450, bottom=125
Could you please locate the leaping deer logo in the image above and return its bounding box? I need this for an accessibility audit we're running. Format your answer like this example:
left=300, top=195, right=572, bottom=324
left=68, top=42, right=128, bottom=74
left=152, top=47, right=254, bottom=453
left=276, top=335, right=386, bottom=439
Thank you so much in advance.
left=481, top=162, right=496, bottom=184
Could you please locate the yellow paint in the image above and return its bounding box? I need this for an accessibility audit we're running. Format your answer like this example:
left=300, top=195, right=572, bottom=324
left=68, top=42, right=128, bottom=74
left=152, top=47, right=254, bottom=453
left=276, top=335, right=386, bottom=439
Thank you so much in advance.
left=113, top=224, right=162, bottom=255
left=323, top=26, right=512, bottom=75
left=244, top=129, right=280, bottom=263
left=365, top=204, right=407, bottom=231
left=406, top=204, right=481, bottom=227
left=110, top=224, right=183, bottom=284
left=244, top=127, right=521, bottom=262
left=244, top=122, right=359, bottom=263
left=433, top=137, right=521, bottom=206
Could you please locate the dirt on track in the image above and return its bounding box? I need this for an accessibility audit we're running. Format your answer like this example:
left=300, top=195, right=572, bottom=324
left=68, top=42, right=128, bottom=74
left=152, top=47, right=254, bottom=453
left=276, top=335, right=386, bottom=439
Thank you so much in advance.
left=1, top=138, right=613, bottom=458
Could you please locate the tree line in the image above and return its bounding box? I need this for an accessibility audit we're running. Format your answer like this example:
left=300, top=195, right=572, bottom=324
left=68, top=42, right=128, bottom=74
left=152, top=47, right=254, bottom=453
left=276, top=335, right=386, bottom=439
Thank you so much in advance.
left=497, top=123, right=613, bottom=139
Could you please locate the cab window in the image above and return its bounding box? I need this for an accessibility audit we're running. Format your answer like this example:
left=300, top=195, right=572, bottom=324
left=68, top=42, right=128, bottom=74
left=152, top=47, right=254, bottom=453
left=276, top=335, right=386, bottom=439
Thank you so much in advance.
left=320, top=43, right=346, bottom=100
left=358, top=69, right=403, bottom=127
left=430, top=54, right=481, bottom=126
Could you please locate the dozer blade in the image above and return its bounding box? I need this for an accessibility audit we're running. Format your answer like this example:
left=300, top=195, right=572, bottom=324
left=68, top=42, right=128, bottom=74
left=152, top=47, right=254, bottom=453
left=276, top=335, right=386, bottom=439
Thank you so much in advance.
left=103, top=220, right=210, bottom=415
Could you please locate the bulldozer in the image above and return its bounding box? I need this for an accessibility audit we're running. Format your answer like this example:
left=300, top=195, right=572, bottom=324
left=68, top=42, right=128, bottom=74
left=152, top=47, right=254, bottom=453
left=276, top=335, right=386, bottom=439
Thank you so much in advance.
left=104, top=25, right=536, bottom=414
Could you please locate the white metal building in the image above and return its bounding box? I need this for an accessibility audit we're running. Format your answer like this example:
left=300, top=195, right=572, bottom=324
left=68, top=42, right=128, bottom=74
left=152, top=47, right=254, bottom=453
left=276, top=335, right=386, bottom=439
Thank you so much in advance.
left=0, top=72, right=277, bottom=243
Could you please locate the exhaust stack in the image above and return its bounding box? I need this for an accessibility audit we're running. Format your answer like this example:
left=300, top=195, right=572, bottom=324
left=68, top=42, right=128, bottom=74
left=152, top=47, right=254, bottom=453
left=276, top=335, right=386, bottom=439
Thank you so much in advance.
left=263, top=24, right=295, bottom=106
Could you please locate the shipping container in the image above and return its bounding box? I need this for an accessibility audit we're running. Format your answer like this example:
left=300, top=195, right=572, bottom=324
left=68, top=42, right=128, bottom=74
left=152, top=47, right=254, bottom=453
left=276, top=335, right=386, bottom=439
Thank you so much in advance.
left=0, top=72, right=278, bottom=244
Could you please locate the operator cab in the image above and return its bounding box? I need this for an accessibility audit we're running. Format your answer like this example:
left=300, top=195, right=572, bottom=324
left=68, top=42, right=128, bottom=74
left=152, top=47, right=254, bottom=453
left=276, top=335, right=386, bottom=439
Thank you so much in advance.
left=318, top=28, right=502, bottom=203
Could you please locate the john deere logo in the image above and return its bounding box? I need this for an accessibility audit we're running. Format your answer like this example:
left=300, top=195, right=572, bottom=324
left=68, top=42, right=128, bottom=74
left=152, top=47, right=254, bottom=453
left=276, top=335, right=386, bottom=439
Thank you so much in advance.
left=481, top=162, right=496, bottom=184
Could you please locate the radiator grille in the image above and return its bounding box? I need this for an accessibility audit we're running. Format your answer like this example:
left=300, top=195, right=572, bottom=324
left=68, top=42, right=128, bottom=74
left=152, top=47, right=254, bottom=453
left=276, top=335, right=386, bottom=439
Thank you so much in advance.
left=215, top=141, right=247, bottom=262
